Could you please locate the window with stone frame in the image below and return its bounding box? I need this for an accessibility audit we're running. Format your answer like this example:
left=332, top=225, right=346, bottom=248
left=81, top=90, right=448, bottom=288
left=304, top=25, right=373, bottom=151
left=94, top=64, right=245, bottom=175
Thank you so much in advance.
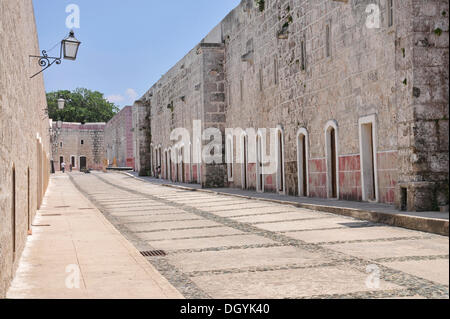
left=326, top=23, right=331, bottom=58
left=301, top=37, right=306, bottom=71
left=240, top=78, right=244, bottom=102
left=259, top=65, right=263, bottom=91
left=274, top=58, right=279, bottom=85
left=387, top=0, right=394, bottom=27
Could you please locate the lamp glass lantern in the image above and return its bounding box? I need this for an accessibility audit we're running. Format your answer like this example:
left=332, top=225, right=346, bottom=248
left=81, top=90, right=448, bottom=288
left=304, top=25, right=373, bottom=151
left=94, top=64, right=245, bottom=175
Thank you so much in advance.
left=62, top=31, right=81, bottom=61
left=57, top=99, right=65, bottom=110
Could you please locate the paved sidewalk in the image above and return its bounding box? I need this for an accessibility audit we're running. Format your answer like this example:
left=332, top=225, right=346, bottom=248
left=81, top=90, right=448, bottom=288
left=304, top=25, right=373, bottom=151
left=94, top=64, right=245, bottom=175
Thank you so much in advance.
left=6, top=173, right=183, bottom=299
left=126, top=172, right=449, bottom=236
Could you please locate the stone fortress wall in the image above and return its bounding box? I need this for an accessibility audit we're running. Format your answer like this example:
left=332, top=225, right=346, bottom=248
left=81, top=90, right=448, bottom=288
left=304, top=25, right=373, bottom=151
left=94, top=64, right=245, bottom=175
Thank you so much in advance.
left=105, top=106, right=135, bottom=169
left=0, top=0, right=52, bottom=297
left=140, top=0, right=449, bottom=212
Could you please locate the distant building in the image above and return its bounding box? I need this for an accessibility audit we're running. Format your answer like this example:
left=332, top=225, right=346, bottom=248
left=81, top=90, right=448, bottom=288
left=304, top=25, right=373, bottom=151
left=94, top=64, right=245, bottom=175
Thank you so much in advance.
left=51, top=122, right=106, bottom=171
left=105, top=106, right=135, bottom=169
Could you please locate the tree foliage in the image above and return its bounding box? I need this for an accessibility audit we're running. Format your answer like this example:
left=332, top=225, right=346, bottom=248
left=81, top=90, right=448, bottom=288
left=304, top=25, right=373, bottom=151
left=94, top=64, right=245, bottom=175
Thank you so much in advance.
left=47, top=88, right=119, bottom=123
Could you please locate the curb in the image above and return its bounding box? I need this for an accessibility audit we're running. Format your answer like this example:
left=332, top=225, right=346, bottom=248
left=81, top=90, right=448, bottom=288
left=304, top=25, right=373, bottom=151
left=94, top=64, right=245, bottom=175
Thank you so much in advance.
left=120, top=172, right=449, bottom=237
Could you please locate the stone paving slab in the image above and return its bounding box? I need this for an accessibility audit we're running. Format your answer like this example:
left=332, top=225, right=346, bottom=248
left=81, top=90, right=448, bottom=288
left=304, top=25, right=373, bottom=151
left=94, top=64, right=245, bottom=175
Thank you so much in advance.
left=324, top=238, right=449, bottom=259
left=108, top=208, right=186, bottom=215
left=381, top=259, right=449, bottom=286
left=168, top=246, right=326, bottom=273
left=148, top=234, right=275, bottom=251
left=286, top=226, right=430, bottom=244
left=119, top=213, right=201, bottom=223
left=254, top=217, right=358, bottom=232
left=190, top=267, right=402, bottom=299
left=205, top=203, right=279, bottom=212
left=126, top=220, right=220, bottom=232
left=231, top=212, right=334, bottom=223
left=137, top=226, right=244, bottom=241
left=213, top=206, right=301, bottom=218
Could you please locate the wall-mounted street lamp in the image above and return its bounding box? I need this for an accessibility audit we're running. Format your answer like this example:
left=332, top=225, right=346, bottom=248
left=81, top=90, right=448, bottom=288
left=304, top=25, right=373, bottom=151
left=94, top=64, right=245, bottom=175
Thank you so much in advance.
left=30, top=30, right=81, bottom=79
left=57, top=98, right=65, bottom=110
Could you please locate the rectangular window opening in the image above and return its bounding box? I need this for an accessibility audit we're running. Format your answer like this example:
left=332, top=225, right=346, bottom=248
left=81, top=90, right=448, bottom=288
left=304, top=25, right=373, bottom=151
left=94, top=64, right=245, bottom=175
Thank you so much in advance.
left=301, top=40, right=306, bottom=71
left=326, top=23, right=332, bottom=58
left=388, top=0, right=394, bottom=27
left=274, top=58, right=279, bottom=85
left=12, top=166, right=16, bottom=260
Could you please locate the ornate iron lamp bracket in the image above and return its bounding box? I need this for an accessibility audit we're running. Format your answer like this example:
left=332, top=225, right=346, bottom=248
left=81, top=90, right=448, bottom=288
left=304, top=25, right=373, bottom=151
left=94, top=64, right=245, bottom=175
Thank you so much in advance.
left=29, top=45, right=62, bottom=79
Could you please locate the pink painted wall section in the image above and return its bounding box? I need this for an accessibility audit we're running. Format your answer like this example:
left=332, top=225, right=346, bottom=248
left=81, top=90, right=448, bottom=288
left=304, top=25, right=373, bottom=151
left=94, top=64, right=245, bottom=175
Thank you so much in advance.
left=309, top=158, right=327, bottom=198
left=265, top=174, right=276, bottom=192
left=377, top=151, right=398, bottom=204
left=339, top=155, right=362, bottom=201
left=126, top=158, right=135, bottom=169
left=192, top=164, right=199, bottom=183
left=248, top=163, right=256, bottom=189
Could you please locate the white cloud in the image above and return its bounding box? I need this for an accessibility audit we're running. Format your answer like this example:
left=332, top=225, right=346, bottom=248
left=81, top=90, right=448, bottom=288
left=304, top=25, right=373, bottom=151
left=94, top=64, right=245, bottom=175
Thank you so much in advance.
left=107, top=88, right=139, bottom=106
left=106, top=94, right=125, bottom=104
left=126, top=88, right=138, bottom=102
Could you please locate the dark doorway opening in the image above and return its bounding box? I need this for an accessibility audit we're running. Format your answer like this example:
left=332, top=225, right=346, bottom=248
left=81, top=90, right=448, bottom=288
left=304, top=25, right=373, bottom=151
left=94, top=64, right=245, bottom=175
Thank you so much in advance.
left=80, top=157, right=87, bottom=170
left=401, top=188, right=408, bottom=211
left=278, top=131, right=284, bottom=193
left=298, top=134, right=308, bottom=197
left=243, top=136, right=248, bottom=189
left=327, top=127, right=338, bottom=198
left=27, top=167, right=31, bottom=232
left=181, top=147, right=185, bottom=183
left=257, top=136, right=263, bottom=192
left=12, top=166, right=16, bottom=260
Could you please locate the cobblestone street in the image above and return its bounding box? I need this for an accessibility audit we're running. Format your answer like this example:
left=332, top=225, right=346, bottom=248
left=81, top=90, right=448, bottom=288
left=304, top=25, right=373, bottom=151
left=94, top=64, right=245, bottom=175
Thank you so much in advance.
left=65, top=172, right=449, bottom=299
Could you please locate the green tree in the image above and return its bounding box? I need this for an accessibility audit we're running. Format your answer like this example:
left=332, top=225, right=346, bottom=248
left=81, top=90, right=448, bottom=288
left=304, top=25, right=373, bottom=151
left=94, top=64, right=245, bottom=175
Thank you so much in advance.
left=47, top=88, right=119, bottom=123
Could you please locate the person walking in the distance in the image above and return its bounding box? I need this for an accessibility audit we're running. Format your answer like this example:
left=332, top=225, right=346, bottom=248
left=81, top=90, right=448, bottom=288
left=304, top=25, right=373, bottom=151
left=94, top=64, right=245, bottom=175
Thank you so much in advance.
left=61, top=162, right=66, bottom=173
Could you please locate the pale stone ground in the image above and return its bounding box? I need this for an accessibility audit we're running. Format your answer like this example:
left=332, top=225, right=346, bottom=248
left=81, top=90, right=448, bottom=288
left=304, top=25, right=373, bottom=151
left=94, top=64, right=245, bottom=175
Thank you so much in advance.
left=9, top=171, right=449, bottom=299
left=60, top=171, right=449, bottom=299
left=6, top=174, right=183, bottom=299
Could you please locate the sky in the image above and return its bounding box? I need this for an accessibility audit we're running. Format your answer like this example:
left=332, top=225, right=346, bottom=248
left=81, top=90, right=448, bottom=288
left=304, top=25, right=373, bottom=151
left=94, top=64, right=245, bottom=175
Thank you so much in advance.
left=33, top=0, right=240, bottom=108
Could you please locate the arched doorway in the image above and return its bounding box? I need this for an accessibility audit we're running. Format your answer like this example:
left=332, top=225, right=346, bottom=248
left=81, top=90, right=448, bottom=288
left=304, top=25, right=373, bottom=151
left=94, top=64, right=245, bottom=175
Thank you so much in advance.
left=325, top=121, right=339, bottom=199
left=180, top=146, right=185, bottom=183
left=276, top=127, right=285, bottom=194
left=297, top=128, right=309, bottom=197
left=256, top=133, right=264, bottom=192
left=164, top=150, right=168, bottom=179
left=241, top=134, right=248, bottom=190
left=168, top=148, right=173, bottom=181
left=226, top=135, right=234, bottom=182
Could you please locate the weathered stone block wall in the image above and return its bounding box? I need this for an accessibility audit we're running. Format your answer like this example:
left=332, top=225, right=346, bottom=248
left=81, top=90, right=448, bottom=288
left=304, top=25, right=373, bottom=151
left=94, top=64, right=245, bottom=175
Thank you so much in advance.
left=52, top=123, right=106, bottom=171
left=138, top=0, right=448, bottom=211
left=222, top=0, right=403, bottom=202
left=220, top=0, right=448, bottom=210
left=143, top=42, right=226, bottom=186
left=404, top=0, right=449, bottom=211
left=0, top=0, right=51, bottom=297
left=132, top=100, right=151, bottom=175
left=105, top=106, right=135, bottom=168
